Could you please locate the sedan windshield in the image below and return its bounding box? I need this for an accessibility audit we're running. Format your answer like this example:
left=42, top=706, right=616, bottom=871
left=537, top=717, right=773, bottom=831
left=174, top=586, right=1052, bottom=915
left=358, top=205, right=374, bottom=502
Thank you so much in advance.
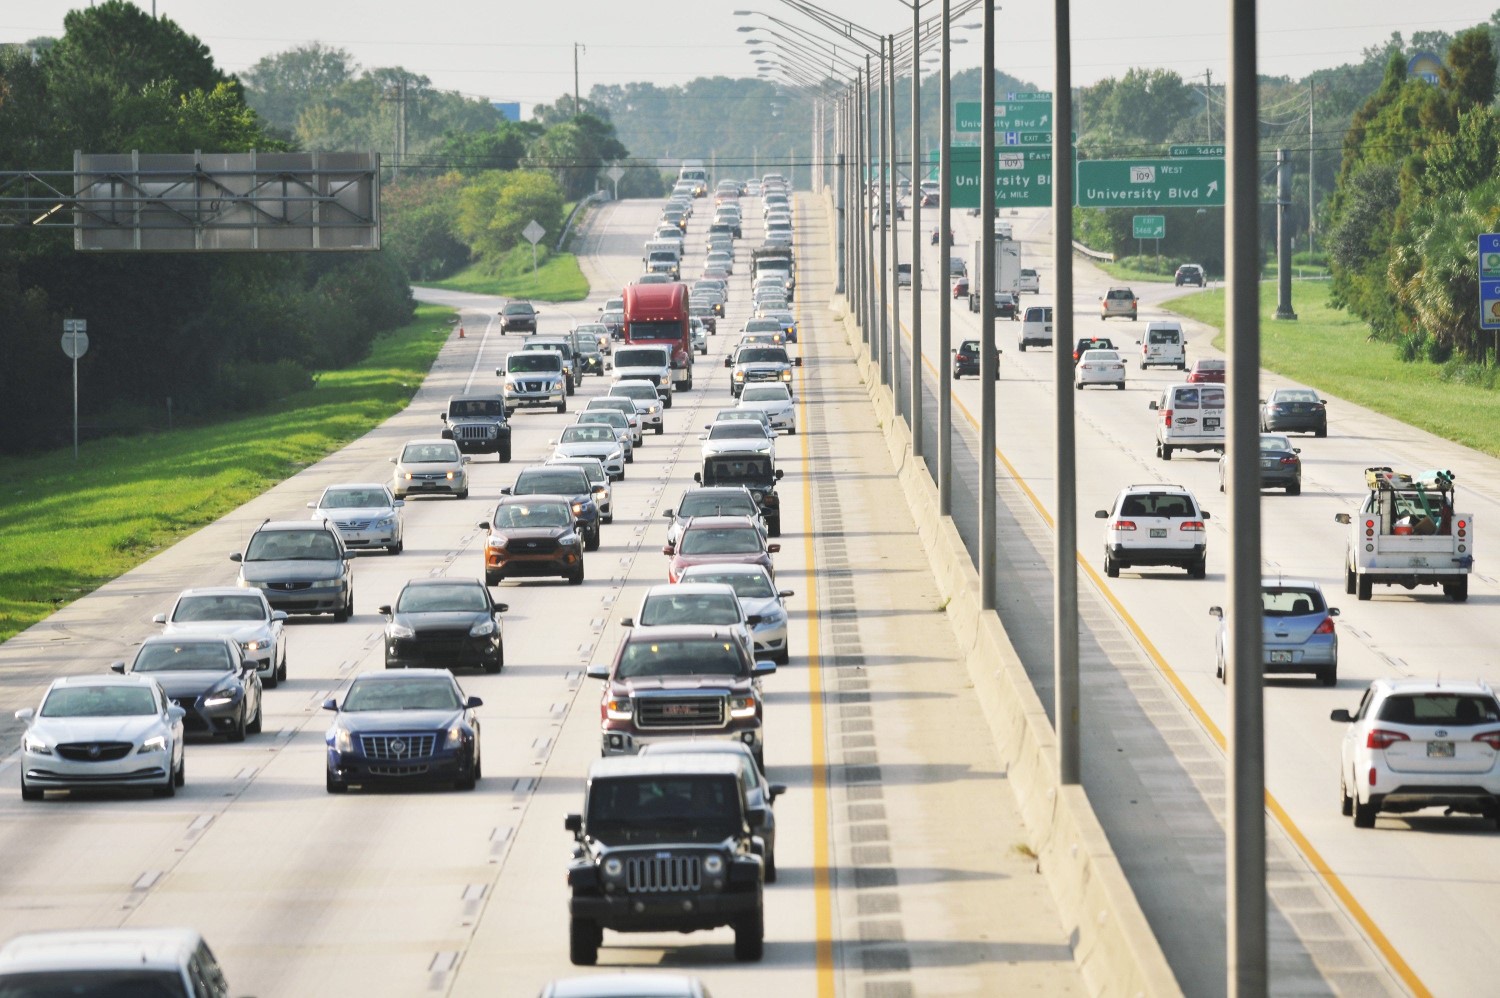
left=684, top=570, right=775, bottom=599
left=492, top=502, right=572, bottom=529
left=679, top=527, right=762, bottom=555
left=612, top=386, right=656, bottom=401
left=679, top=494, right=756, bottom=518
left=42, top=685, right=157, bottom=717
left=400, top=443, right=460, bottom=463
left=741, top=387, right=791, bottom=403
left=616, top=638, right=747, bottom=678
left=515, top=471, right=586, bottom=495
left=320, top=488, right=390, bottom=508
left=507, top=354, right=560, bottom=373
left=640, top=593, right=743, bottom=626
left=709, top=424, right=766, bottom=440
left=133, top=642, right=235, bottom=673
left=245, top=530, right=339, bottom=561
left=341, top=679, right=463, bottom=712
left=738, top=348, right=789, bottom=364
left=171, top=594, right=267, bottom=622
left=561, top=426, right=614, bottom=444
left=395, top=584, right=488, bottom=613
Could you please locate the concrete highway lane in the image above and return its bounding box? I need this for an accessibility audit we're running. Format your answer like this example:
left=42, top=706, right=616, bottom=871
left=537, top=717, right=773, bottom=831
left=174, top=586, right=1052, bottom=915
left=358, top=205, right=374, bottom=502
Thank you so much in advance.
left=0, top=193, right=1084, bottom=997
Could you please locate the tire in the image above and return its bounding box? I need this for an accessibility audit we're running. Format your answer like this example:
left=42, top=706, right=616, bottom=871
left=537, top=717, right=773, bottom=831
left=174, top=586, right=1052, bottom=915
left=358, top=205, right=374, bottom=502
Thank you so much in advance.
left=767, top=517, right=781, bottom=538
left=734, top=908, right=765, bottom=962
left=500, top=443, right=512, bottom=463
left=556, top=400, right=567, bottom=414
left=1189, top=558, right=1207, bottom=580
left=602, top=513, right=614, bottom=525
left=1104, top=553, right=1119, bottom=578
left=1140, top=361, right=1146, bottom=370
left=334, top=589, right=352, bottom=623
left=228, top=705, right=247, bottom=743
left=1161, top=444, right=1173, bottom=461
left=953, top=370, right=961, bottom=380
left=1287, top=482, right=1301, bottom=496
left=20, top=778, right=43, bottom=802
left=247, top=699, right=263, bottom=735
left=569, top=918, right=599, bottom=966
left=456, top=490, right=469, bottom=500
left=654, top=425, right=664, bottom=435
left=568, top=566, right=585, bottom=586
left=1315, top=427, right=1327, bottom=438
left=174, top=755, right=185, bottom=788
left=455, top=767, right=477, bottom=792
left=326, top=772, right=347, bottom=794
left=625, top=451, right=634, bottom=464
left=154, top=768, right=176, bottom=798
left=1017, top=343, right=1025, bottom=353
left=773, top=648, right=790, bottom=666
left=1357, top=575, right=1372, bottom=601
left=263, top=669, right=278, bottom=690
left=566, top=377, right=575, bottom=397
left=1320, top=667, right=1337, bottom=688
left=765, top=851, right=778, bottom=883
left=1353, top=796, right=1377, bottom=829
left=485, top=571, right=502, bottom=586
left=390, top=539, right=404, bottom=554
left=1117, top=381, right=1126, bottom=390
left=1340, top=777, right=1354, bottom=816
left=1074, top=382, right=1084, bottom=391
left=585, top=526, right=601, bottom=553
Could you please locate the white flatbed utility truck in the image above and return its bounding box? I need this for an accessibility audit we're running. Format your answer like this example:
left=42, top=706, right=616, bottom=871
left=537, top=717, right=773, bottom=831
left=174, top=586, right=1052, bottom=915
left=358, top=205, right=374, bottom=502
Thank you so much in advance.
left=1335, top=467, right=1473, bottom=602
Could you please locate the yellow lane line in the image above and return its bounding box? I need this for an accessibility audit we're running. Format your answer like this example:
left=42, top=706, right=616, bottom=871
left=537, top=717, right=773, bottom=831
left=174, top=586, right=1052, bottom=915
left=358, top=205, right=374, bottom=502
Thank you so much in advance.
left=886, top=297, right=1430, bottom=996
left=795, top=247, right=836, bottom=996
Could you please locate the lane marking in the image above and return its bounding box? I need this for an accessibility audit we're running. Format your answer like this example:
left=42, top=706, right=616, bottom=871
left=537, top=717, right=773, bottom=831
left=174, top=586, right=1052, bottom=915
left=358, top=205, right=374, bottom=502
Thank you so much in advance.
left=461, top=313, right=499, bottom=393
left=887, top=288, right=1431, bottom=996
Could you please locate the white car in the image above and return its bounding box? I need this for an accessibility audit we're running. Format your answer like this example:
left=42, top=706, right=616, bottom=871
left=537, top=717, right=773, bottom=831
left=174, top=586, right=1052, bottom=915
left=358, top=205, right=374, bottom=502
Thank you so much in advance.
left=551, top=424, right=626, bottom=482
left=391, top=439, right=470, bottom=500
left=307, top=482, right=404, bottom=554
left=1095, top=484, right=1210, bottom=579
left=1332, top=678, right=1500, bottom=829
left=608, top=380, right=665, bottom=435
left=678, top=563, right=794, bottom=665
left=690, top=317, right=709, bottom=355
left=1074, top=349, right=1126, bottom=390
left=623, top=582, right=751, bottom=640
left=15, top=675, right=186, bottom=800
left=575, top=410, right=635, bottom=462
left=0, top=929, right=237, bottom=994
left=700, top=420, right=776, bottom=460
left=153, top=586, right=288, bottom=688
left=584, top=397, right=643, bottom=445
left=738, top=384, right=797, bottom=433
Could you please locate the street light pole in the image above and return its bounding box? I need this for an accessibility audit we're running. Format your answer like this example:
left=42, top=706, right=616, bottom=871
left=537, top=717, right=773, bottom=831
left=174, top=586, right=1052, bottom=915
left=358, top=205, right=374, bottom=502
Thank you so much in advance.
left=938, top=0, right=953, bottom=513
left=877, top=45, right=889, bottom=380
left=885, top=34, right=898, bottom=400
left=978, top=0, right=996, bottom=610
left=908, top=0, right=924, bottom=458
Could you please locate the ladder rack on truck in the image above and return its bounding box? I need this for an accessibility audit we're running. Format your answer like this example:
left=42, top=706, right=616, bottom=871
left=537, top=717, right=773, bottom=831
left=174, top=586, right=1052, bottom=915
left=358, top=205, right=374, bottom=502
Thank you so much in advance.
left=1336, top=467, right=1473, bottom=602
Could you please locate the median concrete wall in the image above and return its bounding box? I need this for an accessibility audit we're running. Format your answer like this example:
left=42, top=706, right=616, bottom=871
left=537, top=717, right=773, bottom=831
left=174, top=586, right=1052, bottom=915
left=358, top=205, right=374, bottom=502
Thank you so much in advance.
left=816, top=190, right=1181, bottom=998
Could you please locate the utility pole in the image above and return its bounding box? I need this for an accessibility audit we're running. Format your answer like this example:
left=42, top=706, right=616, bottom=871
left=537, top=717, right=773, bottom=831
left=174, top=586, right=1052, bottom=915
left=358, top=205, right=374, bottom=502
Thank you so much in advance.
left=382, top=78, right=412, bottom=181
left=574, top=43, right=585, bottom=119
left=1205, top=68, right=1214, bottom=141
left=1308, top=80, right=1315, bottom=256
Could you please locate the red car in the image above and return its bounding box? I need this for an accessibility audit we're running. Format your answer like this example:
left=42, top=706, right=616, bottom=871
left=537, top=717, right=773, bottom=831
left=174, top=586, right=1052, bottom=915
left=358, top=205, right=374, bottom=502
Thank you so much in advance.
left=663, top=515, right=778, bottom=583
left=1187, top=359, right=1226, bottom=383
left=952, top=276, right=969, bottom=298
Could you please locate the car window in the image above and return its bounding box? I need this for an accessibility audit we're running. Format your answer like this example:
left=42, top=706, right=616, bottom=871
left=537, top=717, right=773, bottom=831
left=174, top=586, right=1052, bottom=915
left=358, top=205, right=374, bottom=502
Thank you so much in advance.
left=1376, top=694, right=1500, bottom=726
left=1148, top=329, right=1178, bottom=344
left=1259, top=436, right=1293, bottom=451
left=515, top=470, right=587, bottom=494
left=640, top=593, right=743, bottom=626
left=1172, top=388, right=1201, bottom=410
left=616, top=639, right=747, bottom=678
left=680, top=494, right=754, bottom=517
left=245, top=529, right=338, bottom=561
left=613, top=385, right=655, bottom=401
left=395, top=583, right=488, bottom=613
left=401, top=442, right=461, bottom=463
left=586, top=775, right=740, bottom=844
left=507, top=354, right=561, bottom=373
left=739, top=348, right=789, bottom=363
left=1262, top=588, right=1324, bottom=616
left=741, top=387, right=791, bottom=402
left=687, top=570, right=775, bottom=598
left=1119, top=494, right=1197, bottom=518
left=502, top=304, right=534, bottom=316
left=493, top=502, right=571, bottom=528
left=1274, top=389, right=1320, bottom=403
left=710, top=424, right=766, bottom=439
left=134, top=642, right=236, bottom=673
left=680, top=527, right=762, bottom=555
left=321, top=488, right=390, bottom=508
left=342, top=679, right=463, bottom=712
left=42, top=685, right=158, bottom=717
left=1198, top=387, right=1226, bottom=408
left=172, top=594, right=267, bottom=622
left=561, top=426, right=613, bottom=443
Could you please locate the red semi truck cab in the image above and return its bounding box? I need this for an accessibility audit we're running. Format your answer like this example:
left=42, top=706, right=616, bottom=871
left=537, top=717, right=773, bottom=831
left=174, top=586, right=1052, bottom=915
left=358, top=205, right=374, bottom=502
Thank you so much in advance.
left=623, top=282, right=693, bottom=391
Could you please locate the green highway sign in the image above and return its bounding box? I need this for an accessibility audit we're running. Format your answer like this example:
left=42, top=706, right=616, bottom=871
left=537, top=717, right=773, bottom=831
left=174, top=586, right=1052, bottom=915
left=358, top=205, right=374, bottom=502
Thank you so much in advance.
left=956, top=97, right=1053, bottom=132
left=948, top=147, right=1053, bottom=208
left=1006, top=91, right=1053, bottom=102
left=1132, top=215, right=1166, bottom=240
left=1170, top=144, right=1226, bottom=157
left=1076, top=158, right=1225, bottom=207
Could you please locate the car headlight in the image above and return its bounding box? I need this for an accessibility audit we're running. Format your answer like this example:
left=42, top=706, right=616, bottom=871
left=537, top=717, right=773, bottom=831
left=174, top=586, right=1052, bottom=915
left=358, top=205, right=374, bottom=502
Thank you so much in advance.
left=647, top=405, right=659, bottom=415
left=606, top=696, right=632, bottom=720
left=388, top=622, right=416, bottom=639
left=703, top=854, right=725, bottom=875
left=310, top=577, right=343, bottom=587
left=603, top=857, right=624, bottom=878
left=487, top=534, right=507, bottom=549
left=238, top=577, right=266, bottom=589
left=469, top=619, right=496, bottom=638
left=239, top=639, right=262, bottom=653
left=22, top=733, right=52, bottom=756
left=561, top=532, right=580, bottom=545
left=447, top=722, right=469, bottom=745
left=571, top=501, right=585, bottom=515
left=204, top=687, right=241, bottom=707
left=729, top=694, right=758, bottom=718
left=734, top=370, right=746, bottom=381
left=373, top=515, right=395, bottom=528
left=609, top=448, right=623, bottom=462
left=331, top=727, right=352, bottom=752
left=445, top=470, right=456, bottom=480
left=138, top=735, right=167, bottom=755
left=780, top=370, right=792, bottom=381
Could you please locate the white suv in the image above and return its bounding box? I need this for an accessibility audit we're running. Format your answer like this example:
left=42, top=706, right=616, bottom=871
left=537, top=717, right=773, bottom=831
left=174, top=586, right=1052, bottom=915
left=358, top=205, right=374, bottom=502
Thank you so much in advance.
left=1331, top=678, right=1500, bottom=829
left=1095, top=484, right=1210, bottom=579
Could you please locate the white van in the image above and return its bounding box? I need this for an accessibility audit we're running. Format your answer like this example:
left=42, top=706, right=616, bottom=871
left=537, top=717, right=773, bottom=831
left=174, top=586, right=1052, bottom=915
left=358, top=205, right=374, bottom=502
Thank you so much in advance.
left=1138, top=321, right=1186, bottom=370
left=1149, top=384, right=1225, bottom=460
left=1017, top=305, right=1053, bottom=351
left=1018, top=268, right=1040, bottom=294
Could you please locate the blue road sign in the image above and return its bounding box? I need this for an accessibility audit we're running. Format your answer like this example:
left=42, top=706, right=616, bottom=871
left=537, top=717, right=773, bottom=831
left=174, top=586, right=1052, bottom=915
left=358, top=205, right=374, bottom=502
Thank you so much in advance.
left=1480, top=234, right=1500, bottom=330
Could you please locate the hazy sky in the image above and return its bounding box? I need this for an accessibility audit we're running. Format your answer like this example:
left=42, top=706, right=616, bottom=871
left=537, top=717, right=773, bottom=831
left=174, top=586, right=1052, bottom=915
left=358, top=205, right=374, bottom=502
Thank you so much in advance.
left=6, top=1, right=1498, bottom=113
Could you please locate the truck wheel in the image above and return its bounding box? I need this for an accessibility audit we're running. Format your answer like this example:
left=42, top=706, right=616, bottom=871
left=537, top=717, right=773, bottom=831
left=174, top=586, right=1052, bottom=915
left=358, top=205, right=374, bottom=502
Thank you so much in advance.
left=1345, top=565, right=1356, bottom=595
left=682, top=377, right=693, bottom=391
left=1161, top=445, right=1173, bottom=461
left=1447, top=578, right=1469, bottom=602
left=767, top=517, right=781, bottom=538
left=1353, top=796, right=1377, bottom=829
left=1104, top=553, right=1119, bottom=578
left=1017, top=342, right=1025, bottom=353
left=566, top=377, right=575, bottom=397
left=734, top=909, right=765, bottom=962
left=1357, top=575, right=1372, bottom=601
left=568, top=565, right=585, bottom=586
left=500, top=443, right=512, bottom=463
left=569, top=918, right=600, bottom=966
left=485, top=571, right=503, bottom=586
left=556, top=400, right=567, bottom=414
left=1188, top=557, right=1207, bottom=580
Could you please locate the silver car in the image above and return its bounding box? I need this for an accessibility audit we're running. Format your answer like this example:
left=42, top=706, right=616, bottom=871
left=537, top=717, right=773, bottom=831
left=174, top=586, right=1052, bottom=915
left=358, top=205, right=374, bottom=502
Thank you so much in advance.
left=700, top=420, right=776, bottom=461
left=391, top=439, right=470, bottom=499
left=575, top=411, right=635, bottom=463
left=547, top=456, right=615, bottom=524
left=584, top=398, right=643, bottom=445
left=551, top=425, right=626, bottom=482
left=678, top=563, right=793, bottom=664
left=153, top=587, right=288, bottom=688
left=738, top=384, right=797, bottom=433
left=608, top=381, right=664, bottom=435
left=307, top=482, right=405, bottom=553
left=15, top=674, right=186, bottom=800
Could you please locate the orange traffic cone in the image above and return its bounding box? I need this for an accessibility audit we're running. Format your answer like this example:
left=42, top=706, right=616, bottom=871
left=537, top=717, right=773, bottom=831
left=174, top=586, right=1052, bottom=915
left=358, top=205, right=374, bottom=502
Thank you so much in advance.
left=458, top=325, right=466, bottom=339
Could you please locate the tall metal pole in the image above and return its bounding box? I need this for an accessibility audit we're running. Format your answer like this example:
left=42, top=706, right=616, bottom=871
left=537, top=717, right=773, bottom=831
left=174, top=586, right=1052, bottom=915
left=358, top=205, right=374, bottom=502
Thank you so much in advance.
left=886, top=35, right=899, bottom=398
left=574, top=43, right=584, bottom=118
left=937, top=0, right=953, bottom=513
left=1308, top=81, right=1315, bottom=255
left=1274, top=148, right=1297, bottom=320
left=877, top=49, right=889, bottom=377
left=863, top=61, right=877, bottom=345
left=835, top=113, right=846, bottom=295
left=978, top=0, right=997, bottom=610
left=1053, top=0, right=1080, bottom=784
left=1226, top=0, right=1267, bottom=993
left=909, top=6, right=924, bottom=456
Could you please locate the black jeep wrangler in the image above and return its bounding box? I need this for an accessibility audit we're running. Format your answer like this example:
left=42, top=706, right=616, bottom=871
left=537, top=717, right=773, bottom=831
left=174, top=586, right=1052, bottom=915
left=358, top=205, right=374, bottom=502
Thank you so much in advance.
left=566, top=754, right=766, bottom=965
left=440, top=395, right=512, bottom=462
left=695, top=452, right=784, bottom=537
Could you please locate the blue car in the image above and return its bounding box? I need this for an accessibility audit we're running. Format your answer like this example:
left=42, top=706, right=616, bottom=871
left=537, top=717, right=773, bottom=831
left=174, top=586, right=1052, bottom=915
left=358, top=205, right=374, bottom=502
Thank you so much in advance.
left=506, top=465, right=601, bottom=551
left=1211, top=579, right=1339, bottom=687
left=324, top=670, right=483, bottom=793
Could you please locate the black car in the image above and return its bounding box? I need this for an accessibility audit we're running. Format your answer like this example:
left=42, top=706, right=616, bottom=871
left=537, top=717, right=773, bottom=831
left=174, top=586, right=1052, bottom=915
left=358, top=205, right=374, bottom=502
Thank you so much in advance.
left=380, top=578, right=506, bottom=673
left=506, top=465, right=601, bottom=551
left=324, top=670, right=483, bottom=793
left=641, top=741, right=786, bottom=882
left=1175, top=263, right=1206, bottom=287
left=499, top=301, right=539, bottom=334
left=440, top=395, right=512, bottom=462
left=1220, top=433, right=1302, bottom=495
left=1260, top=387, right=1328, bottom=437
left=230, top=519, right=354, bottom=621
left=113, top=635, right=262, bottom=741
left=951, top=339, right=1000, bottom=380
left=695, top=453, right=784, bottom=537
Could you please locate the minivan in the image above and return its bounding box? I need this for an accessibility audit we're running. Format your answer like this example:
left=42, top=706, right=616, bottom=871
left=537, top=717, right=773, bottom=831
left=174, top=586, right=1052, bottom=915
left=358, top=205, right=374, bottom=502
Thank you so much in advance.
left=1137, top=321, right=1186, bottom=370
left=1149, top=384, right=1226, bottom=460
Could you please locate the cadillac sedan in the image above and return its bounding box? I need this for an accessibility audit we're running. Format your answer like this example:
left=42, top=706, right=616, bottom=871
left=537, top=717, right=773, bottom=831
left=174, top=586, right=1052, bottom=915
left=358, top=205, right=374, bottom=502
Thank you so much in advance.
left=324, top=670, right=483, bottom=793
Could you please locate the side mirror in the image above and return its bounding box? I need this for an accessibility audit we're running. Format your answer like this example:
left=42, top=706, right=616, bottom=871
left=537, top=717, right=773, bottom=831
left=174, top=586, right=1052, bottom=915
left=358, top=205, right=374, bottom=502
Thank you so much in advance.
left=377, top=604, right=393, bottom=616
left=778, top=589, right=795, bottom=599
left=774, top=469, right=784, bottom=480
left=110, top=661, right=126, bottom=674
left=661, top=545, right=675, bottom=556
left=1208, top=606, right=1223, bottom=619
left=322, top=698, right=339, bottom=712
left=272, top=611, right=288, bottom=622
left=1293, top=448, right=1302, bottom=454
left=14, top=707, right=35, bottom=723
left=724, top=357, right=733, bottom=368
left=620, top=617, right=635, bottom=628
left=1329, top=607, right=1340, bottom=617
left=393, top=500, right=405, bottom=508
left=1148, top=401, right=1159, bottom=410
left=698, top=434, right=708, bottom=440
left=167, top=705, right=187, bottom=722
left=794, top=357, right=802, bottom=367
left=1094, top=510, right=1109, bottom=518
left=1334, top=513, right=1351, bottom=525
left=1329, top=709, right=1353, bottom=723
left=500, top=487, right=513, bottom=496
left=767, top=543, right=780, bottom=553
left=466, top=696, right=484, bottom=708
left=151, top=613, right=167, bottom=624
left=461, top=456, right=472, bottom=464
left=439, top=412, right=449, bottom=421
left=565, top=813, right=583, bottom=833
left=586, top=664, right=610, bottom=681
left=662, top=510, right=675, bottom=519
left=495, top=367, right=504, bottom=377
left=1256, top=399, right=1265, bottom=405
left=693, top=472, right=703, bottom=484
left=1201, top=511, right=1211, bottom=520
left=229, top=552, right=243, bottom=563
left=495, top=603, right=509, bottom=613
left=753, top=660, right=777, bottom=676
left=306, top=501, right=316, bottom=508
left=768, top=784, right=787, bottom=801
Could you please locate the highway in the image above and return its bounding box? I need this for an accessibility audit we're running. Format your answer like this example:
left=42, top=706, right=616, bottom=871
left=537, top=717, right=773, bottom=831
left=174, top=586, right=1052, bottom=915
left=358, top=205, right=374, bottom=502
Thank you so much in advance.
left=0, top=195, right=1083, bottom=996
left=883, top=201, right=1500, bottom=996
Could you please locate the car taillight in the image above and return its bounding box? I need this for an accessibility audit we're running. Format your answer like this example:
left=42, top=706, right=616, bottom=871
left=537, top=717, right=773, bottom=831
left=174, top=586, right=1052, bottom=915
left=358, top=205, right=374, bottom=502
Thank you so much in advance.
left=1313, top=617, right=1335, bottom=635
left=1364, top=519, right=1375, bottom=539
left=1179, top=521, right=1205, bottom=532
left=1458, top=520, right=1468, bottom=539
left=1366, top=728, right=1409, bottom=750
left=1110, top=519, right=1137, bottom=531
left=1163, top=409, right=1173, bottom=428
left=1280, top=456, right=1299, bottom=465
left=1472, top=731, right=1500, bottom=750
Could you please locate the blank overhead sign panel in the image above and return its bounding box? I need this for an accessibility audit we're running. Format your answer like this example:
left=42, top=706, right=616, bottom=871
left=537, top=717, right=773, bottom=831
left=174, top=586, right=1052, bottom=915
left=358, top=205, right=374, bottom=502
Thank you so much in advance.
left=69, top=151, right=380, bottom=251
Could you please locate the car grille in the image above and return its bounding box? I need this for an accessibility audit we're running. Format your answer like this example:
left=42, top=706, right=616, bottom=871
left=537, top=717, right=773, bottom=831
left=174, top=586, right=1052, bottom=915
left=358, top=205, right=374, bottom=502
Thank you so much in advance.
left=56, top=742, right=133, bottom=762
left=745, top=369, right=782, bottom=382
left=267, top=581, right=312, bottom=591
left=636, top=696, right=726, bottom=729
left=335, top=519, right=370, bottom=530
left=625, top=854, right=702, bottom=893
left=402, top=628, right=471, bottom=657
left=522, top=381, right=547, bottom=393
left=367, top=764, right=432, bottom=777
left=411, top=473, right=450, bottom=484
left=511, top=537, right=560, bottom=555
left=453, top=424, right=497, bottom=441
left=359, top=733, right=437, bottom=759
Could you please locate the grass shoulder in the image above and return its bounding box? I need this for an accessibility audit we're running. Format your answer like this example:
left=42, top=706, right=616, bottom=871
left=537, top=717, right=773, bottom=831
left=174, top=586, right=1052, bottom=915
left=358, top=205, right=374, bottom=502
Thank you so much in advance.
left=1163, top=281, right=1500, bottom=459
left=422, top=244, right=589, bottom=301
left=0, top=304, right=455, bottom=644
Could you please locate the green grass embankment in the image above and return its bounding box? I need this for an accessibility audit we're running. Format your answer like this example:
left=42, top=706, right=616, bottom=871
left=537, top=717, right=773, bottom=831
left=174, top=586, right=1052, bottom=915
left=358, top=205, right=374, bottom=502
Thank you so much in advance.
left=424, top=244, right=589, bottom=301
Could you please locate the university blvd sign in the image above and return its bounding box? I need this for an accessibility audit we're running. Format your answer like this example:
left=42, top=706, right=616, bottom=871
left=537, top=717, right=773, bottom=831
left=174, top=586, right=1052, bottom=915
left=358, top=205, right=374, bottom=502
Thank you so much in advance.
left=947, top=147, right=1053, bottom=208
left=1075, top=158, right=1225, bottom=207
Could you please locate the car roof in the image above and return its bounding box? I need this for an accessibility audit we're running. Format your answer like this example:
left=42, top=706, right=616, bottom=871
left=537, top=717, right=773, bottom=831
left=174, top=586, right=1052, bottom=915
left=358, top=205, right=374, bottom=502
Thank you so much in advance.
left=0, top=928, right=203, bottom=973
left=1260, top=577, right=1323, bottom=589
left=174, top=586, right=266, bottom=599
left=400, top=577, right=486, bottom=589
left=256, top=519, right=338, bottom=531
left=138, top=632, right=237, bottom=648
left=589, top=752, right=744, bottom=782
left=681, top=515, right=761, bottom=529
left=542, top=975, right=703, bottom=998
left=679, top=562, right=770, bottom=578
left=496, top=493, right=572, bottom=506
left=643, top=582, right=740, bottom=599
left=321, top=481, right=392, bottom=492
left=1369, top=677, right=1496, bottom=697
left=350, top=668, right=458, bottom=683
left=49, top=672, right=161, bottom=689
left=400, top=437, right=458, bottom=447
left=1118, top=483, right=1195, bottom=497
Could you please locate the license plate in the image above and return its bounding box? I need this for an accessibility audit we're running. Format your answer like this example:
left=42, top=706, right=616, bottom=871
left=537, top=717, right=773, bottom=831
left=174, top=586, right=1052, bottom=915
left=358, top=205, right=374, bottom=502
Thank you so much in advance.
left=1204, top=418, right=1221, bottom=430
left=1428, top=741, right=1455, bottom=758
left=1269, top=651, right=1293, bottom=663
left=1150, top=528, right=1167, bottom=538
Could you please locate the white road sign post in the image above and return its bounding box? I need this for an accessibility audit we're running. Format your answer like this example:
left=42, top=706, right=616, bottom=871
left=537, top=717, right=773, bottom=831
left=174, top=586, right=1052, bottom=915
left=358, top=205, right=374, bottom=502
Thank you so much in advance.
left=606, top=166, right=625, bottom=200
left=61, top=319, right=88, bottom=460
left=522, top=219, right=546, bottom=273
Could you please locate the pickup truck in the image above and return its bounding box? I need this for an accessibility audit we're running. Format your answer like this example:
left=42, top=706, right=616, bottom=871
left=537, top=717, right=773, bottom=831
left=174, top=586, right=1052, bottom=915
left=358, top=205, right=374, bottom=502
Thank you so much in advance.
left=1335, top=467, right=1473, bottom=602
